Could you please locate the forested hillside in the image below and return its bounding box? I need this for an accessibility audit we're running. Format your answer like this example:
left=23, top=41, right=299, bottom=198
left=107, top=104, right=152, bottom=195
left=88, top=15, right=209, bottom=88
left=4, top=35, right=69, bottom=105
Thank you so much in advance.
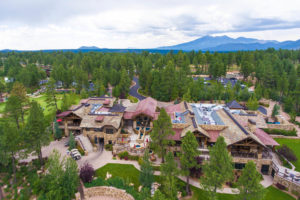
left=0, top=48, right=300, bottom=114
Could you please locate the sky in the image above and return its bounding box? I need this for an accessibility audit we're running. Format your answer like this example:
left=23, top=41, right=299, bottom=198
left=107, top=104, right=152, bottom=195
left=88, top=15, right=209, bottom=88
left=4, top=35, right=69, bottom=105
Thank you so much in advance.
left=1, top=0, right=300, bottom=50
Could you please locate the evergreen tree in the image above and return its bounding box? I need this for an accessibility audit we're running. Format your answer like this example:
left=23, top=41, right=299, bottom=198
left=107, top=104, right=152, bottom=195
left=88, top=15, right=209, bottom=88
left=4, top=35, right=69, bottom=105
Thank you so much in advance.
left=200, top=136, right=233, bottom=200
left=246, top=96, right=259, bottom=110
left=237, top=161, right=265, bottom=200
left=45, top=78, right=58, bottom=110
left=40, top=150, right=79, bottom=200
left=24, top=101, right=51, bottom=165
left=139, top=150, right=154, bottom=189
left=80, top=88, right=89, bottom=99
left=61, top=93, right=71, bottom=111
left=180, top=131, right=200, bottom=195
left=69, top=133, right=76, bottom=150
left=161, top=152, right=179, bottom=199
left=151, top=189, right=168, bottom=200
left=10, top=82, right=28, bottom=124
left=272, top=104, right=280, bottom=118
left=150, top=108, right=175, bottom=163
left=54, top=118, right=62, bottom=140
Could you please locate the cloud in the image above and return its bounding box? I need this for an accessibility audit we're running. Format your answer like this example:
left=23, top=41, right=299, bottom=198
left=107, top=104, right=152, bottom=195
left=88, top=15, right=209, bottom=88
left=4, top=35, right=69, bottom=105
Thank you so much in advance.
left=0, top=0, right=300, bottom=49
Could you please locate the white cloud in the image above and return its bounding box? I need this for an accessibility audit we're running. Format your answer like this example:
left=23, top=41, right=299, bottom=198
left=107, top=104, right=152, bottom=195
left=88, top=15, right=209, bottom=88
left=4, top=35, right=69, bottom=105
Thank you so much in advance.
left=0, top=0, right=300, bottom=49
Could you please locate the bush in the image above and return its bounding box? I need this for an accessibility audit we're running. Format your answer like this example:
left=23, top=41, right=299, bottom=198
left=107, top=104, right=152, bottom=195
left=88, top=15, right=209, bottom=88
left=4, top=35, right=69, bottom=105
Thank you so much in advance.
left=263, top=128, right=297, bottom=136
left=278, top=145, right=297, bottom=162
left=118, top=151, right=129, bottom=160
left=80, top=163, right=95, bottom=183
left=77, top=144, right=85, bottom=156
left=276, top=183, right=286, bottom=190
left=105, top=144, right=113, bottom=151
left=152, top=165, right=161, bottom=171
left=138, top=157, right=143, bottom=166
left=128, top=155, right=139, bottom=161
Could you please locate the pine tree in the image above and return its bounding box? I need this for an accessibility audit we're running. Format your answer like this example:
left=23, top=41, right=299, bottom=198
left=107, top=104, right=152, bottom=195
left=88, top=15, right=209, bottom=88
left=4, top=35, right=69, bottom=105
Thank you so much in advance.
left=180, top=131, right=200, bottom=195
left=161, top=152, right=179, bottom=199
left=54, top=117, right=62, bottom=140
left=139, top=150, right=154, bottom=188
left=45, top=78, right=58, bottom=110
left=25, top=101, right=51, bottom=165
left=150, top=108, right=175, bottom=163
left=237, top=161, right=265, bottom=200
left=200, top=136, right=233, bottom=200
left=246, top=95, right=259, bottom=110
left=69, top=133, right=76, bottom=150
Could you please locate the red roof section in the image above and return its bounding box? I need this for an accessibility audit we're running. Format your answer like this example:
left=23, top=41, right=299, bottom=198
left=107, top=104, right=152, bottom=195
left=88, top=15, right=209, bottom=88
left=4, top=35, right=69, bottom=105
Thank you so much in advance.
left=95, top=115, right=105, bottom=122
left=168, top=128, right=183, bottom=141
left=254, top=128, right=279, bottom=146
left=103, top=99, right=110, bottom=104
left=165, top=103, right=183, bottom=113
left=132, top=97, right=157, bottom=119
left=56, top=111, right=72, bottom=117
left=207, top=130, right=221, bottom=142
left=123, top=112, right=134, bottom=119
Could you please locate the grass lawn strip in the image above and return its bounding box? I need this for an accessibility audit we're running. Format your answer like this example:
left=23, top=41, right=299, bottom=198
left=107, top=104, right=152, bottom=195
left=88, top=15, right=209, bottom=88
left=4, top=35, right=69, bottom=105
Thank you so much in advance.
left=275, top=138, right=300, bottom=171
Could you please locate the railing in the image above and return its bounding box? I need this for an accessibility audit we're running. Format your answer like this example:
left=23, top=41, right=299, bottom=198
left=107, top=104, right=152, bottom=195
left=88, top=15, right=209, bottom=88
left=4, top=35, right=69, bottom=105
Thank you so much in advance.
left=272, top=161, right=300, bottom=186
left=231, top=152, right=258, bottom=159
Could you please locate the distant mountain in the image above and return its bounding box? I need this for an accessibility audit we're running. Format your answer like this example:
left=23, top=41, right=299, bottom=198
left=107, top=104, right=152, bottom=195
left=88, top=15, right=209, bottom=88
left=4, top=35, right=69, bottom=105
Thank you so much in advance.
left=78, top=46, right=100, bottom=50
left=158, top=35, right=300, bottom=51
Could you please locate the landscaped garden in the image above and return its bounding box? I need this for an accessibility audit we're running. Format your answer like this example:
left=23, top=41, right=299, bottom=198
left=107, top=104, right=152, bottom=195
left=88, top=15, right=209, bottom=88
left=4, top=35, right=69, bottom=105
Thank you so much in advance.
left=91, top=163, right=295, bottom=200
left=275, top=138, right=300, bottom=171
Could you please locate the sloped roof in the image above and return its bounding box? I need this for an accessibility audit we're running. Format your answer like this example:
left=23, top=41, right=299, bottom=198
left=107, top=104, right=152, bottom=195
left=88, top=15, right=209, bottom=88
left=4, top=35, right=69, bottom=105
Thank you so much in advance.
left=133, top=97, right=157, bottom=118
left=80, top=114, right=122, bottom=129
left=226, top=100, right=244, bottom=109
left=168, top=128, right=183, bottom=141
left=207, top=130, right=221, bottom=142
left=56, top=111, right=72, bottom=117
left=254, top=128, right=279, bottom=146
left=109, top=104, right=126, bottom=113
left=257, top=106, right=267, bottom=115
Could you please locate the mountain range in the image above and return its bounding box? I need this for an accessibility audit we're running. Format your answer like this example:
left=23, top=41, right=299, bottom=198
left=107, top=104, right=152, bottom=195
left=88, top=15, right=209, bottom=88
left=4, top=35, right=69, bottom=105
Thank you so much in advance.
left=1, top=35, right=300, bottom=52
left=157, top=35, right=300, bottom=51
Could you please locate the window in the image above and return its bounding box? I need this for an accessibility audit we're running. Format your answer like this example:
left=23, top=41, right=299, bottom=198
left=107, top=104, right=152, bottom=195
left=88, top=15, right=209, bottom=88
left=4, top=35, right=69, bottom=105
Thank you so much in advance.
left=108, top=140, right=112, bottom=144
left=94, top=128, right=102, bottom=132
left=234, top=163, right=245, bottom=170
left=85, top=128, right=90, bottom=131
left=94, top=136, right=98, bottom=144
left=106, top=129, right=114, bottom=134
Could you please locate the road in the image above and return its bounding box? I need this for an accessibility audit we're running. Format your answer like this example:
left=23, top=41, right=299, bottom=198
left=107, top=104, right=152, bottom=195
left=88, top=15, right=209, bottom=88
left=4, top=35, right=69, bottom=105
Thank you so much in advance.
left=129, top=77, right=146, bottom=101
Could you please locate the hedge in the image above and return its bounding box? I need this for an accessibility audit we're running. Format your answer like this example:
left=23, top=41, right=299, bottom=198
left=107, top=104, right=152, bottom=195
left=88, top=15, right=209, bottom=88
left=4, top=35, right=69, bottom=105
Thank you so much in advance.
left=263, top=128, right=297, bottom=136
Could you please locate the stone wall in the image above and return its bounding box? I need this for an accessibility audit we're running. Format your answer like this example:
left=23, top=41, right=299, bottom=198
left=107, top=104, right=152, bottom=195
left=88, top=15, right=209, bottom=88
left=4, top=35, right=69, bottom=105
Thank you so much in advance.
left=232, top=157, right=273, bottom=175
left=76, top=186, right=134, bottom=200
left=267, top=124, right=294, bottom=131
left=273, top=174, right=300, bottom=194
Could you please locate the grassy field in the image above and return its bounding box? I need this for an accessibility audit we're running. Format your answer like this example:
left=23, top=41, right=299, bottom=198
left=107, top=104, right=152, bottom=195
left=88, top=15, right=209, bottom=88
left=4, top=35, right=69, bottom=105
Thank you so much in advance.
left=275, top=138, right=300, bottom=171
left=95, top=163, right=295, bottom=200
left=0, top=93, right=81, bottom=117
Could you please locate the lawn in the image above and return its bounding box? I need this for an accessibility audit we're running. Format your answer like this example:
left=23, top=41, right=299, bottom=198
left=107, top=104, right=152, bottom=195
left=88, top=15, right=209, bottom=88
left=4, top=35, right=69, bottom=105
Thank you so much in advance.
left=0, top=93, right=81, bottom=117
left=95, top=163, right=295, bottom=200
left=275, top=138, right=300, bottom=171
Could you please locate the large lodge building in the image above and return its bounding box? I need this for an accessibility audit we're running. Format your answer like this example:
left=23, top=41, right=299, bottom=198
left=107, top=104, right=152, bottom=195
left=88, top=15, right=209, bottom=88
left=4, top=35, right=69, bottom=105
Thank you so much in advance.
left=57, top=96, right=279, bottom=175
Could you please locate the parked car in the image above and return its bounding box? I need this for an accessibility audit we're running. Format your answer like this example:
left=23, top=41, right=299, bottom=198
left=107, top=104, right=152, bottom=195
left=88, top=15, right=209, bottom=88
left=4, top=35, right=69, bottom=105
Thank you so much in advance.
left=64, top=141, right=69, bottom=147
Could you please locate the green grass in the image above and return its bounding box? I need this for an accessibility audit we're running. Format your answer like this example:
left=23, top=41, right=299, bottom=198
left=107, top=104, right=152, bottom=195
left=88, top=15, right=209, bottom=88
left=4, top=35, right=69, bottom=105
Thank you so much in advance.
left=0, top=93, right=81, bottom=116
left=95, top=163, right=295, bottom=200
left=95, top=163, right=141, bottom=190
left=275, top=138, right=300, bottom=171
left=128, top=95, right=138, bottom=103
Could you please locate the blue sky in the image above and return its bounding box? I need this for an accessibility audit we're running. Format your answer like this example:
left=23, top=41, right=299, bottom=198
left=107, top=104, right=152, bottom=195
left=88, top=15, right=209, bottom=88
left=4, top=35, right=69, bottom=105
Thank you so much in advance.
left=0, top=0, right=300, bottom=50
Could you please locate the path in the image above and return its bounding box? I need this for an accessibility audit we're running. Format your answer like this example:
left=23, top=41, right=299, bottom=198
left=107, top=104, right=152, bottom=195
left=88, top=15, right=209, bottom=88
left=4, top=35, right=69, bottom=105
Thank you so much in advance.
left=129, top=77, right=146, bottom=101
left=77, top=135, right=93, bottom=153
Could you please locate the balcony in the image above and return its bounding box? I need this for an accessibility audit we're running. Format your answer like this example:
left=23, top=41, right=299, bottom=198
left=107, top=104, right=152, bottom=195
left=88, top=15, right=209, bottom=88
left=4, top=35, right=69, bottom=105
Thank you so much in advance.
left=231, top=152, right=258, bottom=159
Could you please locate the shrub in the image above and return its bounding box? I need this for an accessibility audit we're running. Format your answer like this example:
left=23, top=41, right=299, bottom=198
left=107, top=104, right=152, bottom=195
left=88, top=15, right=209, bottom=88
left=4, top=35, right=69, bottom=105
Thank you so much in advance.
left=152, top=165, right=161, bottom=171
left=80, top=163, right=95, bottom=183
left=128, top=155, right=139, bottom=161
left=77, top=144, right=85, bottom=156
left=138, top=157, right=143, bottom=166
left=263, top=128, right=297, bottom=136
left=276, top=183, right=286, bottom=190
left=118, top=151, right=129, bottom=159
left=278, top=145, right=297, bottom=162
left=105, top=144, right=113, bottom=151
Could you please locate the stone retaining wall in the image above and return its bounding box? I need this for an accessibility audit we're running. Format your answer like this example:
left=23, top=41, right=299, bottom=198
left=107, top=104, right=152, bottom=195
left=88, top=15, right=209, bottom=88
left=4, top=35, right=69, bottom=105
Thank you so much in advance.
left=273, top=174, right=300, bottom=195
left=267, top=124, right=295, bottom=131
left=76, top=186, right=134, bottom=200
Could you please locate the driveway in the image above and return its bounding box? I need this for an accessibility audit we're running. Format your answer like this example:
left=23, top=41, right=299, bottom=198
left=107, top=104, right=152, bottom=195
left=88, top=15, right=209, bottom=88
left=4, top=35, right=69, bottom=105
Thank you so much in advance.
left=129, top=77, right=146, bottom=101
